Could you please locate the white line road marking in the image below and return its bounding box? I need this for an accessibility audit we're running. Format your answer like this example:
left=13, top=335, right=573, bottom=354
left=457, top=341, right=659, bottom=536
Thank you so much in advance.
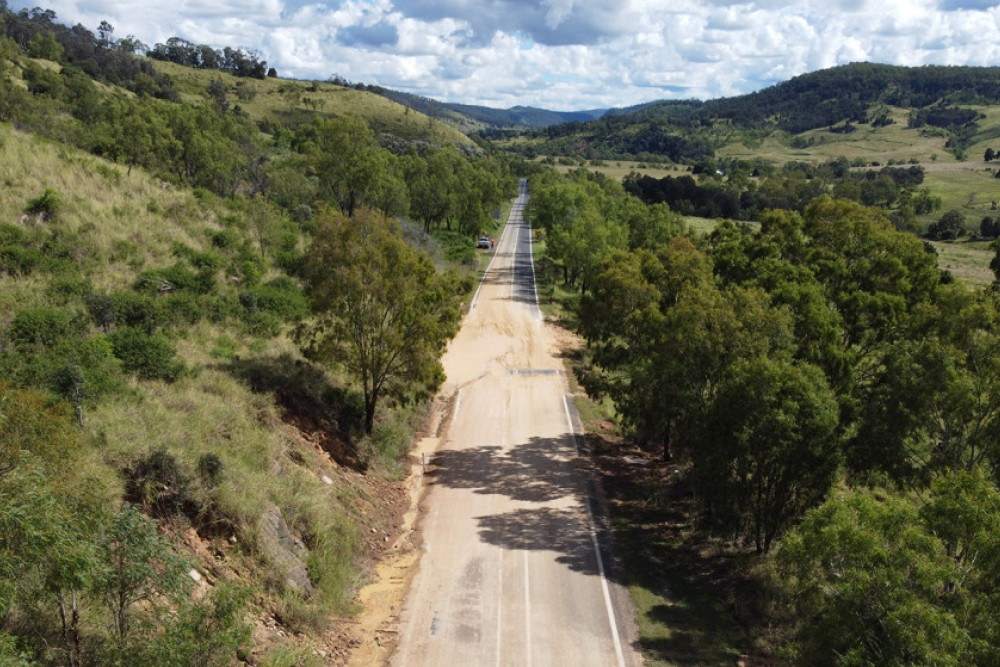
left=471, top=194, right=522, bottom=311
left=510, top=224, right=519, bottom=301
left=496, top=531, right=503, bottom=667
left=526, top=206, right=541, bottom=321
left=523, top=533, right=532, bottom=667
left=562, top=396, right=627, bottom=667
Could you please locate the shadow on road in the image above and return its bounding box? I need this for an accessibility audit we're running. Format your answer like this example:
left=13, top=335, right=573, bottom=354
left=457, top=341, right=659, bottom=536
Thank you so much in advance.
left=482, top=256, right=539, bottom=306
left=426, top=436, right=625, bottom=583
left=475, top=506, right=603, bottom=577
left=427, top=436, right=579, bottom=503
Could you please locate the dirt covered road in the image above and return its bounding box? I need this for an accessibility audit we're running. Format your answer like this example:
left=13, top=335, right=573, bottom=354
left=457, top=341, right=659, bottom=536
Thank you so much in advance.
left=379, top=180, right=641, bottom=666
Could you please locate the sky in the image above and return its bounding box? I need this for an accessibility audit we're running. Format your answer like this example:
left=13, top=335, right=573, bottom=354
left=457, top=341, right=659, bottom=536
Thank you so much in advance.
left=10, top=0, right=1000, bottom=111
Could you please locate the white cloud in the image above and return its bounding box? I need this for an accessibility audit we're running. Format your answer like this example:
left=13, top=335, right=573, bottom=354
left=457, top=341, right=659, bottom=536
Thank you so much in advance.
left=9, top=0, right=1000, bottom=110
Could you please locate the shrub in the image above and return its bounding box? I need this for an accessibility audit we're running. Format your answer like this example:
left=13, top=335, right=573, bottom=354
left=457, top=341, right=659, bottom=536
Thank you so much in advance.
left=108, top=327, right=183, bottom=381
left=44, top=276, right=93, bottom=304
left=135, top=263, right=211, bottom=294
left=191, top=250, right=226, bottom=271
left=240, top=310, right=281, bottom=337
left=210, top=335, right=239, bottom=360
left=7, top=306, right=82, bottom=350
left=274, top=249, right=304, bottom=275
left=197, top=453, right=224, bottom=487
left=211, top=229, right=240, bottom=249
left=244, top=278, right=310, bottom=322
left=47, top=336, right=121, bottom=401
left=145, top=582, right=252, bottom=665
left=125, top=448, right=194, bottom=518
left=24, top=188, right=60, bottom=220
left=163, top=292, right=206, bottom=326
left=926, top=209, right=966, bottom=240
left=358, top=409, right=415, bottom=475
left=112, top=292, right=164, bottom=333
left=0, top=244, right=41, bottom=276
left=0, top=224, right=42, bottom=276
left=86, top=292, right=118, bottom=332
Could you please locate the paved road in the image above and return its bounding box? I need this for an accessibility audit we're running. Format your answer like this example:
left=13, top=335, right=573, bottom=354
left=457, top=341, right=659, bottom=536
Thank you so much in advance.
left=391, top=180, right=642, bottom=667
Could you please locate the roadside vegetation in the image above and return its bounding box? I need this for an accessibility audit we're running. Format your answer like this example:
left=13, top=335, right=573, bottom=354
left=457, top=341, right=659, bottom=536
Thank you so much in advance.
left=530, top=165, right=1000, bottom=665
left=9, top=2, right=1000, bottom=664
left=0, top=6, right=522, bottom=663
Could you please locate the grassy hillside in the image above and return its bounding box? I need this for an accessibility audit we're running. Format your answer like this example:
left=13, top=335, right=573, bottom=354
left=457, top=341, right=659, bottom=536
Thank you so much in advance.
left=0, top=12, right=522, bottom=660
left=148, top=60, right=478, bottom=151
left=0, top=104, right=484, bottom=664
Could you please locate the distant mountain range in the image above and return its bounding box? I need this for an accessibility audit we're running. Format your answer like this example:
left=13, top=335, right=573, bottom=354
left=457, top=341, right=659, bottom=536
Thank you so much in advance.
left=369, top=86, right=608, bottom=128
left=371, top=63, right=1000, bottom=140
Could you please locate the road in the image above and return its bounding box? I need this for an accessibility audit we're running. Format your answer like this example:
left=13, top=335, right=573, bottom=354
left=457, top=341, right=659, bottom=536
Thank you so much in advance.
left=391, top=180, right=642, bottom=667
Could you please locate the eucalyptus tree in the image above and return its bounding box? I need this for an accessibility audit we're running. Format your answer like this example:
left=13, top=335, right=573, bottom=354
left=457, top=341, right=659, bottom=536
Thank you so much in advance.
left=300, top=208, right=461, bottom=433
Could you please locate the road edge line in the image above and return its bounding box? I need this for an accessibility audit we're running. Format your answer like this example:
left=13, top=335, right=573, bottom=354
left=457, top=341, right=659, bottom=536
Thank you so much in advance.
left=562, top=395, right=627, bottom=667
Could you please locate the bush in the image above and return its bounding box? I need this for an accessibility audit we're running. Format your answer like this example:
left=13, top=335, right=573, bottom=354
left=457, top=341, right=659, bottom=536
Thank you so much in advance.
left=163, top=292, right=206, bottom=326
left=197, top=453, right=224, bottom=487
left=211, top=229, right=240, bottom=249
left=108, top=327, right=183, bottom=381
left=112, top=292, right=164, bottom=333
left=926, top=209, right=966, bottom=240
left=7, top=306, right=82, bottom=350
left=86, top=292, right=118, bottom=332
left=0, top=243, right=41, bottom=276
left=145, top=582, right=252, bottom=665
left=44, top=276, right=93, bottom=304
left=0, top=224, right=41, bottom=276
left=244, top=278, right=310, bottom=322
left=135, top=263, right=214, bottom=295
left=240, top=310, right=281, bottom=337
left=24, top=188, right=60, bottom=220
left=125, top=448, right=195, bottom=518
left=358, top=409, right=416, bottom=474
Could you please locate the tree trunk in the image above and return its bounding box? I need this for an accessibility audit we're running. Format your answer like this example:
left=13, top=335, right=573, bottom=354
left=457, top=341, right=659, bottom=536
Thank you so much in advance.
left=58, top=591, right=82, bottom=667
left=364, top=392, right=377, bottom=434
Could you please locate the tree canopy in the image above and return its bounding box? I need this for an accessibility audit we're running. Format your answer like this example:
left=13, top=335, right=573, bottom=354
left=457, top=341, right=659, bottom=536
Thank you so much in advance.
left=301, top=209, right=462, bottom=434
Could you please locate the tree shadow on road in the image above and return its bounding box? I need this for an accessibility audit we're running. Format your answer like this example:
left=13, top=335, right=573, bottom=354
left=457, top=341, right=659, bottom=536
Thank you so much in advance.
left=483, top=262, right=541, bottom=306
left=426, top=435, right=583, bottom=503
left=426, top=435, right=626, bottom=584
left=475, top=506, right=601, bottom=577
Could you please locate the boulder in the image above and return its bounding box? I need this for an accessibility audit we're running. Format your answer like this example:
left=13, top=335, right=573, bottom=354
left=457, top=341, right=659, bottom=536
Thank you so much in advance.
left=259, top=503, right=314, bottom=597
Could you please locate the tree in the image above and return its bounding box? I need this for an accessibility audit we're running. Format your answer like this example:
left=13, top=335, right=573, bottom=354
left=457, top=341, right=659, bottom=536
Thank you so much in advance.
left=301, top=209, right=461, bottom=433
left=206, top=78, right=228, bottom=114
left=0, top=387, right=108, bottom=666
left=927, top=209, right=966, bottom=240
left=310, top=116, right=388, bottom=217
left=847, top=286, right=1000, bottom=481
left=579, top=238, right=795, bottom=462
left=692, top=356, right=840, bottom=552
left=96, top=20, right=113, bottom=47
left=94, top=503, right=189, bottom=648
left=403, top=146, right=460, bottom=232
left=778, top=490, right=969, bottom=666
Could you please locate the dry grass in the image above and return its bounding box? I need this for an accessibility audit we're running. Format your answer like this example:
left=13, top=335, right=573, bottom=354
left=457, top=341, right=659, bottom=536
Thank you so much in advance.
left=537, top=157, right=689, bottom=180
left=930, top=238, right=995, bottom=286
left=150, top=60, right=476, bottom=149
left=0, top=123, right=224, bottom=290
left=0, top=120, right=385, bottom=623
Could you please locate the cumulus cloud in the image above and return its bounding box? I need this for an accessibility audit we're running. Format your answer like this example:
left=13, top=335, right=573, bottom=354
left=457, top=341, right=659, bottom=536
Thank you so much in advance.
left=10, top=0, right=1000, bottom=110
